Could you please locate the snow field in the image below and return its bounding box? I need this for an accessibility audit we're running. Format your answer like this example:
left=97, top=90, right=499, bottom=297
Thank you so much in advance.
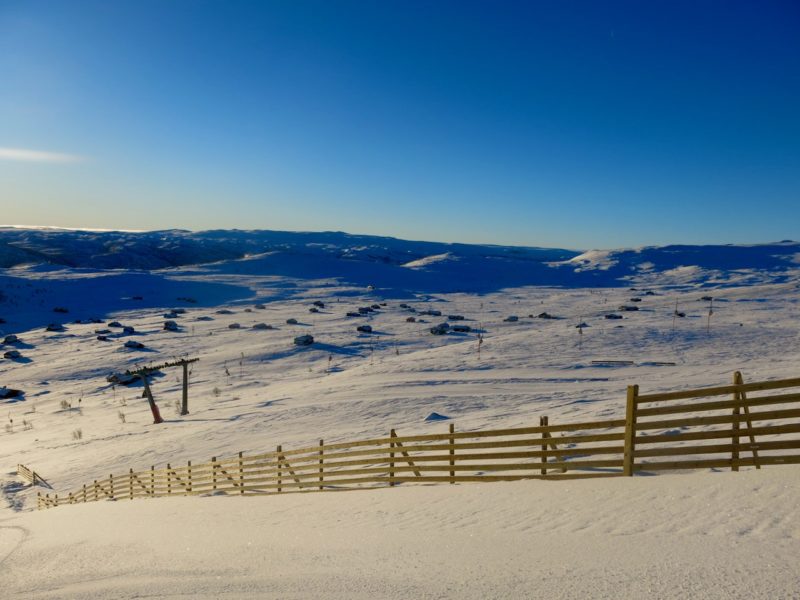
left=3, top=468, right=800, bottom=599
left=0, top=257, right=799, bottom=598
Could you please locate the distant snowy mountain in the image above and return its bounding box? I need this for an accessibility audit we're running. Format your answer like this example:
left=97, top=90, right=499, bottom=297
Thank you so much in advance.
left=0, top=228, right=798, bottom=293
left=0, top=227, right=574, bottom=271
left=558, top=242, right=800, bottom=287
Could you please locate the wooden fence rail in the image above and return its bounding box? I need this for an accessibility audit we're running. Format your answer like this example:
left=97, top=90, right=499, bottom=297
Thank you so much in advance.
left=37, top=372, right=800, bottom=510
left=38, top=417, right=625, bottom=508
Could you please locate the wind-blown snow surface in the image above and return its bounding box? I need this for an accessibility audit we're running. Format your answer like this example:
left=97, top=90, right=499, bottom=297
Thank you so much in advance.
left=3, top=469, right=800, bottom=599
left=1, top=245, right=800, bottom=598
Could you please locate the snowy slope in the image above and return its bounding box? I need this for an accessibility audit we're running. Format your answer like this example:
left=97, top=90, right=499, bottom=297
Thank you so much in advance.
left=0, top=255, right=798, bottom=499
left=560, top=241, right=800, bottom=286
left=0, top=240, right=799, bottom=598
left=3, top=468, right=799, bottom=599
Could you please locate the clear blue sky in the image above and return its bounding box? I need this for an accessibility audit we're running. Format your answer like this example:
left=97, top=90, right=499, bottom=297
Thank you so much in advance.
left=1, top=1, right=798, bottom=249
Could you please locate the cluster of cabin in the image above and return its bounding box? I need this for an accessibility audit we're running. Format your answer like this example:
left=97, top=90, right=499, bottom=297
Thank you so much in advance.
left=0, top=287, right=721, bottom=407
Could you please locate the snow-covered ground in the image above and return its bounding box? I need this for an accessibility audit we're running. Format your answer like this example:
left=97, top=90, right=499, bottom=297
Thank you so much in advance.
left=4, top=469, right=800, bottom=599
left=1, top=238, right=799, bottom=598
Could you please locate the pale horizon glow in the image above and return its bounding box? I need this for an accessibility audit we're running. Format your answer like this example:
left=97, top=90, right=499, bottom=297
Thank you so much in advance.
left=0, top=224, right=146, bottom=233
left=0, top=147, right=85, bottom=163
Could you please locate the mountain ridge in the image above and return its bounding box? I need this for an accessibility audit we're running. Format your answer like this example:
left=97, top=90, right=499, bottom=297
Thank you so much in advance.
left=0, top=228, right=798, bottom=295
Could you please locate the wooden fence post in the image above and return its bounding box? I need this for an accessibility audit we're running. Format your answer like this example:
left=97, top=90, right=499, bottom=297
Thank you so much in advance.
left=449, top=423, right=455, bottom=484
left=733, top=371, right=761, bottom=470
left=82, top=484, right=87, bottom=503
left=167, top=464, right=172, bottom=495
left=150, top=466, right=155, bottom=496
left=181, top=360, right=189, bottom=416
left=389, top=429, right=396, bottom=487
left=277, top=445, right=282, bottom=493
left=129, top=469, right=134, bottom=499
left=93, top=480, right=98, bottom=501
left=109, top=474, right=114, bottom=500
left=540, top=416, right=548, bottom=475
left=187, top=460, right=192, bottom=494
left=623, top=385, right=639, bottom=476
left=211, top=457, right=217, bottom=492
left=319, top=440, right=324, bottom=491
left=732, top=372, right=741, bottom=472
left=238, top=451, right=244, bottom=495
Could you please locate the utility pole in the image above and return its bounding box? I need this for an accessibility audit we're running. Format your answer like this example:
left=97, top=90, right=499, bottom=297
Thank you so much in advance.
left=181, top=361, right=189, bottom=416
left=672, top=300, right=678, bottom=332
left=707, top=298, right=714, bottom=333
left=125, top=358, right=199, bottom=423
left=140, top=373, right=163, bottom=424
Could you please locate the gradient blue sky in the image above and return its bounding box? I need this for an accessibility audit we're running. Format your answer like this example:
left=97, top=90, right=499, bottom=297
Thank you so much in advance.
left=1, top=1, right=799, bottom=249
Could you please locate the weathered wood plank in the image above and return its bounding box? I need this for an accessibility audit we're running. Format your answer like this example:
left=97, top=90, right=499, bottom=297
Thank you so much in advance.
left=636, top=391, right=800, bottom=417
left=634, top=438, right=800, bottom=458
left=623, top=385, right=638, bottom=476
left=634, top=407, right=800, bottom=431
left=231, top=447, right=627, bottom=476
left=390, top=430, right=422, bottom=477
left=635, top=422, right=800, bottom=445
left=636, top=454, right=800, bottom=471
left=636, top=377, right=800, bottom=404
left=737, top=372, right=761, bottom=470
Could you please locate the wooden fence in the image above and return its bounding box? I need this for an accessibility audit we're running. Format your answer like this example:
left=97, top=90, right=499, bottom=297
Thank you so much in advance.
left=18, top=463, right=45, bottom=487
left=625, top=371, right=800, bottom=474
left=37, top=372, right=800, bottom=510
